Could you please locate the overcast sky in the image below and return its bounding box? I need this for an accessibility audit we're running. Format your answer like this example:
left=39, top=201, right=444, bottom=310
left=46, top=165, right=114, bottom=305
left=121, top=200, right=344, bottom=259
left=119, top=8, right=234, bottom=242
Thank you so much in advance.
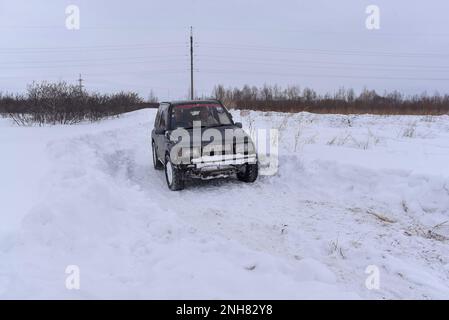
left=0, top=0, right=448, bottom=100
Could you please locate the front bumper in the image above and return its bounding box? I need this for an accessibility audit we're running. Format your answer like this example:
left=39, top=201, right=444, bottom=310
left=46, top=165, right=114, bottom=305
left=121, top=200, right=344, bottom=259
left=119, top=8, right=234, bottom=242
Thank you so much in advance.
left=192, top=153, right=257, bottom=168
left=182, top=154, right=257, bottom=180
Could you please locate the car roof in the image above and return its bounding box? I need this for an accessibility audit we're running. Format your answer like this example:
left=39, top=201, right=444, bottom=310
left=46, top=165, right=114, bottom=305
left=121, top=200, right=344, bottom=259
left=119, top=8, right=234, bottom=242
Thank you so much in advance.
left=161, top=100, right=221, bottom=106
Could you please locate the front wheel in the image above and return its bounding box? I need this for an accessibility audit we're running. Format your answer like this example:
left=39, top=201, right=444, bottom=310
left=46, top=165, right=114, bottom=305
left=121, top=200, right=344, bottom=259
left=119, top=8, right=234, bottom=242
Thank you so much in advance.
left=237, top=163, right=259, bottom=183
left=165, top=155, right=185, bottom=191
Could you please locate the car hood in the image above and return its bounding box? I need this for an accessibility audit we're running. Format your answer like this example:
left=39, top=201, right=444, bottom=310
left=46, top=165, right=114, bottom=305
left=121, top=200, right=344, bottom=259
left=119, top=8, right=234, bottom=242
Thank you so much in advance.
left=169, top=125, right=253, bottom=146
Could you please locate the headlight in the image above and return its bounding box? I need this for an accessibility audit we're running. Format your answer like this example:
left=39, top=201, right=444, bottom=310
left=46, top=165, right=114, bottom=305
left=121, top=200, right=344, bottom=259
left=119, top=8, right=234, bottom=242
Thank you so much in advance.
left=236, top=142, right=255, bottom=154
left=246, top=142, right=255, bottom=154
left=177, top=146, right=201, bottom=159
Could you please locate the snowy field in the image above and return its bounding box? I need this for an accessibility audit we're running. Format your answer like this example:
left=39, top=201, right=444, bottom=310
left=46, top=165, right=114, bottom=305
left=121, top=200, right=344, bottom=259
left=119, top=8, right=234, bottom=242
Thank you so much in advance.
left=1, top=109, right=449, bottom=299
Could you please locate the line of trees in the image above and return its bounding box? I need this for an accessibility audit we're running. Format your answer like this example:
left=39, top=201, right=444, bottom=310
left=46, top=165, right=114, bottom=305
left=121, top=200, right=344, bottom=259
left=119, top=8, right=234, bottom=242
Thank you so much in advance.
left=2, top=82, right=448, bottom=125
left=0, top=81, right=157, bottom=125
left=212, top=84, right=449, bottom=115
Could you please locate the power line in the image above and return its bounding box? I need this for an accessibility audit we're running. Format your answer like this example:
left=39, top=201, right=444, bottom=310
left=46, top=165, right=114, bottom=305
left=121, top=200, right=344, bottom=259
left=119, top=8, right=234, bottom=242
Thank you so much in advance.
left=1, top=36, right=448, bottom=98
left=198, top=54, right=449, bottom=70
left=3, top=40, right=446, bottom=58
left=0, top=69, right=189, bottom=80
left=183, top=25, right=449, bottom=39
left=0, top=42, right=184, bottom=50
left=3, top=24, right=449, bottom=39
left=0, top=55, right=187, bottom=65
left=0, top=43, right=186, bottom=54
left=198, top=69, right=449, bottom=82
left=1, top=54, right=446, bottom=73
left=199, top=42, right=449, bottom=59
left=197, top=57, right=449, bottom=73
left=0, top=58, right=189, bottom=70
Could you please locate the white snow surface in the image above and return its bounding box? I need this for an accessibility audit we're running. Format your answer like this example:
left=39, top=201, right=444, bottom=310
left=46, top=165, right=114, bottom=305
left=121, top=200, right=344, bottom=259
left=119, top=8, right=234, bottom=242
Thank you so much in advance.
left=1, top=109, right=449, bottom=299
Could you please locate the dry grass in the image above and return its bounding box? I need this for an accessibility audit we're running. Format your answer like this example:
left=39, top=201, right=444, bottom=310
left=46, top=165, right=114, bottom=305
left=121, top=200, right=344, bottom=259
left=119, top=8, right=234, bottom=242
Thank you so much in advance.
left=367, top=210, right=397, bottom=224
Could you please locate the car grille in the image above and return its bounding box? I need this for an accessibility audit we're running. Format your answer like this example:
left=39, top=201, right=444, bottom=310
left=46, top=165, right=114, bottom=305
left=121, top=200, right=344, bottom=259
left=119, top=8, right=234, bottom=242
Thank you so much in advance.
left=201, top=143, right=250, bottom=157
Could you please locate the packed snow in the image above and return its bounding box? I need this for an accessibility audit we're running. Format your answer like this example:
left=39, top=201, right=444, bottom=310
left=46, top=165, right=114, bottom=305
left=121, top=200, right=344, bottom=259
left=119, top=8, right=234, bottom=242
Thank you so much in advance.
left=1, top=109, right=449, bottom=299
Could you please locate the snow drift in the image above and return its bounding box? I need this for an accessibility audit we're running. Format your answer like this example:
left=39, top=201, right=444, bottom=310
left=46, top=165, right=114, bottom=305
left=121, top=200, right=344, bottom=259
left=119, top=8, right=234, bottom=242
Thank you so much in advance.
left=1, top=109, right=449, bottom=299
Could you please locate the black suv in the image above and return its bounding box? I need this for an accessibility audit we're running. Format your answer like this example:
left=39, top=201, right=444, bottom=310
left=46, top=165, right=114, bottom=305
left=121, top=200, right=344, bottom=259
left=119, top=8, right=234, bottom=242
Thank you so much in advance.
left=151, top=100, right=258, bottom=191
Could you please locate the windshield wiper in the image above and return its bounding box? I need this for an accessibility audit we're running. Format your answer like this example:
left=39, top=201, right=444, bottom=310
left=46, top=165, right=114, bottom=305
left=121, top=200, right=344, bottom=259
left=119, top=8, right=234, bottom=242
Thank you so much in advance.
left=183, top=125, right=208, bottom=130
left=206, top=124, right=231, bottom=128
left=182, top=123, right=232, bottom=130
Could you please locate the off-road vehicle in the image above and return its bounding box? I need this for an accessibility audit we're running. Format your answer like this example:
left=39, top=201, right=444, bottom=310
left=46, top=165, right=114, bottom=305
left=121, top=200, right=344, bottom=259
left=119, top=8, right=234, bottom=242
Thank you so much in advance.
left=151, top=100, right=258, bottom=191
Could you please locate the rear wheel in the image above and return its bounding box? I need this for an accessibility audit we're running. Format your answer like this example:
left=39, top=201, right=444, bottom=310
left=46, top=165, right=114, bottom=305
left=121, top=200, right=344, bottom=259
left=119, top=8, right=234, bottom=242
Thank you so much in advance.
left=165, top=154, right=185, bottom=191
left=152, top=142, right=163, bottom=170
left=237, top=163, right=259, bottom=183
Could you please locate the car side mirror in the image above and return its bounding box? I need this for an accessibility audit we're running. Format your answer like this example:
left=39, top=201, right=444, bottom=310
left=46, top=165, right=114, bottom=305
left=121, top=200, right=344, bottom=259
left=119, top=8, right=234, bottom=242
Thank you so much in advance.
left=235, top=122, right=243, bottom=128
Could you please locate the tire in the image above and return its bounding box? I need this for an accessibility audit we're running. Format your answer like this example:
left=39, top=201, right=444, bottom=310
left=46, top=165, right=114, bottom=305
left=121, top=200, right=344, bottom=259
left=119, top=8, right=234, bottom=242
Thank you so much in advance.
left=165, top=154, right=185, bottom=191
left=237, top=163, right=259, bottom=183
left=152, top=141, right=163, bottom=170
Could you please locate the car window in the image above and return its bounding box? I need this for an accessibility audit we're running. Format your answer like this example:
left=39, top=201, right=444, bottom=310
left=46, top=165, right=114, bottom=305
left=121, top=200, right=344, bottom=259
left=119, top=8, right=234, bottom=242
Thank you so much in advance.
left=170, top=104, right=232, bottom=129
left=159, top=105, right=168, bottom=130
left=155, top=104, right=169, bottom=130
left=154, top=109, right=161, bottom=128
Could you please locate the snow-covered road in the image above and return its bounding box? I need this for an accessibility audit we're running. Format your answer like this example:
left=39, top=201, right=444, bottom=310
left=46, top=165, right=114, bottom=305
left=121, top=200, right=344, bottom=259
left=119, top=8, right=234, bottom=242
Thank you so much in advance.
left=1, top=110, right=449, bottom=299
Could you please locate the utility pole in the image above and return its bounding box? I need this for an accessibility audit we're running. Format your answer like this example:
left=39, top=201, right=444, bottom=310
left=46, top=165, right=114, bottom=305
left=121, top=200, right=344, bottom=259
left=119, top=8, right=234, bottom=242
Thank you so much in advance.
left=78, top=73, right=84, bottom=94
left=190, top=26, right=194, bottom=100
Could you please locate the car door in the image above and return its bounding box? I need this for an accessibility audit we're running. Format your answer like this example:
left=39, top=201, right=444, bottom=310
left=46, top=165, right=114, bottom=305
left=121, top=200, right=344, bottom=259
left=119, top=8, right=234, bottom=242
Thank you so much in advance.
left=152, top=107, right=162, bottom=155
left=154, top=103, right=169, bottom=161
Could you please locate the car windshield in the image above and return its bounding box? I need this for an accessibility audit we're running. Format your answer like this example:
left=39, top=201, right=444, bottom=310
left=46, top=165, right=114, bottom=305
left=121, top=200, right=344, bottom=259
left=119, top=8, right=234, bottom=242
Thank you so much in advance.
left=170, top=103, right=233, bottom=129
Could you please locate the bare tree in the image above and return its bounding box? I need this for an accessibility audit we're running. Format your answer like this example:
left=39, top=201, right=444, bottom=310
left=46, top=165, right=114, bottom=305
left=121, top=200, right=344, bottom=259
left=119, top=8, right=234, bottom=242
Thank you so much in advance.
left=209, top=84, right=449, bottom=115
